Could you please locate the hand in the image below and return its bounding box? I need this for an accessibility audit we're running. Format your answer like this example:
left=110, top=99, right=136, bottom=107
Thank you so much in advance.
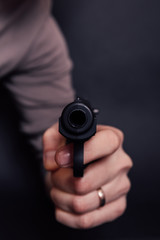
left=43, top=122, right=133, bottom=229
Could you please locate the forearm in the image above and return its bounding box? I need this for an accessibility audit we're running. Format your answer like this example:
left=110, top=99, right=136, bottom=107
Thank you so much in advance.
left=1, top=2, right=75, bottom=160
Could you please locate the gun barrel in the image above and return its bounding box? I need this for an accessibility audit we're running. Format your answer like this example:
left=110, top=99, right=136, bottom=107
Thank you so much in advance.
left=59, top=97, right=98, bottom=177
left=68, top=109, right=86, bottom=128
left=60, top=98, right=95, bottom=136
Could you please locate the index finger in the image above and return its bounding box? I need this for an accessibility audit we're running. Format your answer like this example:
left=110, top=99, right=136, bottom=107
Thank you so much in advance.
left=55, top=125, right=124, bottom=167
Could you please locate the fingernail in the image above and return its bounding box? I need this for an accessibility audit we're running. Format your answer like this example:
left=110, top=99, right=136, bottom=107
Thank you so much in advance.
left=56, top=146, right=72, bottom=167
left=44, top=151, right=56, bottom=168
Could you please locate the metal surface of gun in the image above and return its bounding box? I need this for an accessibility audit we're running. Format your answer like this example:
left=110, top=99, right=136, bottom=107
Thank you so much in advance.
left=59, top=97, right=98, bottom=177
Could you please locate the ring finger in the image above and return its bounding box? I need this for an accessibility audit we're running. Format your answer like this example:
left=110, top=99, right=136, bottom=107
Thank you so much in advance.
left=50, top=173, right=131, bottom=214
left=55, top=195, right=127, bottom=229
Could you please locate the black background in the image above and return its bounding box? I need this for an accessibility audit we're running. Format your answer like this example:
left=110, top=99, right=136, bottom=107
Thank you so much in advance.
left=0, top=0, right=160, bottom=239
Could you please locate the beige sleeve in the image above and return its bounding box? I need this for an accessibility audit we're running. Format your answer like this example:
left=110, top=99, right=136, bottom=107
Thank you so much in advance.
left=1, top=2, right=75, bottom=159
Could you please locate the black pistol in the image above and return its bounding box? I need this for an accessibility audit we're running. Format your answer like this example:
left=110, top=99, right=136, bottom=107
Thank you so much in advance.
left=59, top=97, right=98, bottom=177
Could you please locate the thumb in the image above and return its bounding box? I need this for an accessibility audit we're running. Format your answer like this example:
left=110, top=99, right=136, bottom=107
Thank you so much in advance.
left=43, top=122, right=66, bottom=171
left=55, top=143, right=73, bottom=168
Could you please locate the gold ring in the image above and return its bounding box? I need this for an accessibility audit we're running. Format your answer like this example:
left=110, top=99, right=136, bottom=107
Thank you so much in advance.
left=97, top=187, right=106, bottom=207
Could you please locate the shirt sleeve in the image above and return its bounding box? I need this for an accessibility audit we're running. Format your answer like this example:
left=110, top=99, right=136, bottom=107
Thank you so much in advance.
left=0, top=1, right=75, bottom=159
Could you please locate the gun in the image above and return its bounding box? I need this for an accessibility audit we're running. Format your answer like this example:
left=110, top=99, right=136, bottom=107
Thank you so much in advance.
left=59, top=97, right=98, bottom=177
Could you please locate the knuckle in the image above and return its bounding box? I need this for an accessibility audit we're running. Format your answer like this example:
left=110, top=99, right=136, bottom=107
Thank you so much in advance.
left=125, top=178, right=131, bottom=193
left=125, top=155, right=133, bottom=169
left=72, top=196, right=86, bottom=214
left=116, top=129, right=124, bottom=145
left=73, top=178, right=90, bottom=195
left=120, top=154, right=133, bottom=172
left=77, top=215, right=93, bottom=229
left=120, top=177, right=131, bottom=195
left=110, top=130, right=121, bottom=149
left=128, top=156, right=133, bottom=169
left=126, top=157, right=133, bottom=172
left=115, top=197, right=127, bottom=218
left=110, top=129, right=124, bottom=150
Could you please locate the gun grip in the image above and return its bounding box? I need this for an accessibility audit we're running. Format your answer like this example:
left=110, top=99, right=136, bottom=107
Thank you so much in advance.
left=73, top=141, right=84, bottom=177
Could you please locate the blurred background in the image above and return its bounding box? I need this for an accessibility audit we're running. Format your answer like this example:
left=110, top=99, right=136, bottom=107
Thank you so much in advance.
left=0, top=0, right=160, bottom=239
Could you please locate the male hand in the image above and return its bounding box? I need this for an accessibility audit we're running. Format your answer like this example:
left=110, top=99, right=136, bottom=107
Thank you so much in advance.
left=43, top=122, right=133, bottom=229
